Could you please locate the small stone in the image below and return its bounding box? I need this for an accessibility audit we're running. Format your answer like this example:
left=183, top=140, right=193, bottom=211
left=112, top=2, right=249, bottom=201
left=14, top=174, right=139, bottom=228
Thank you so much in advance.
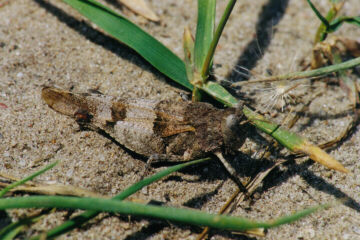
left=3, top=151, right=10, bottom=157
left=353, top=226, right=360, bottom=235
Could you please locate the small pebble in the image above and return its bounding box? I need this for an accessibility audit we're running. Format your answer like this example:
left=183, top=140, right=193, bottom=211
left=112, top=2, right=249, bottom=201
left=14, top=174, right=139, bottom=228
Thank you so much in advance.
left=16, top=72, right=23, bottom=78
left=353, top=226, right=360, bottom=235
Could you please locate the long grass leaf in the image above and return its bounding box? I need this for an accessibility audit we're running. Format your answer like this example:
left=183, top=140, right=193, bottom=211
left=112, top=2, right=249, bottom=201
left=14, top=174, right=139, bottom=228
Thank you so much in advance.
left=0, top=196, right=326, bottom=232
left=194, top=0, right=216, bottom=73
left=202, top=0, right=237, bottom=77
left=62, top=0, right=192, bottom=89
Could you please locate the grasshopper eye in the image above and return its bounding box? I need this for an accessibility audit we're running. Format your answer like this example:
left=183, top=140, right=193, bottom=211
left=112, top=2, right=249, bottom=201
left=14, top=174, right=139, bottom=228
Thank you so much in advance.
left=74, top=109, right=93, bottom=123
left=225, top=114, right=238, bottom=130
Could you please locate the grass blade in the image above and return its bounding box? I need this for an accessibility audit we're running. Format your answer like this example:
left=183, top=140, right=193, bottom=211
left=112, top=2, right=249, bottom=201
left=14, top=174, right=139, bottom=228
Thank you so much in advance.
left=0, top=212, right=46, bottom=240
left=62, top=0, right=193, bottom=89
left=194, top=0, right=216, bottom=73
left=312, top=0, right=344, bottom=42
left=0, top=196, right=327, bottom=232
left=191, top=0, right=216, bottom=101
left=242, top=107, right=348, bottom=173
left=0, top=161, right=59, bottom=198
left=306, top=0, right=329, bottom=29
left=201, top=0, right=237, bottom=78
left=201, top=81, right=238, bottom=107
left=261, top=204, right=329, bottom=228
left=307, top=0, right=330, bottom=29
left=330, top=16, right=360, bottom=32
left=30, top=158, right=210, bottom=239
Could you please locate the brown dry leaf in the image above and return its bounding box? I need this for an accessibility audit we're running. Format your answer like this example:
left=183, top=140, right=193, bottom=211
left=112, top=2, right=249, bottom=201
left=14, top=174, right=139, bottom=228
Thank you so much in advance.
left=120, top=0, right=159, bottom=22
left=311, top=36, right=360, bottom=68
left=295, top=141, right=349, bottom=173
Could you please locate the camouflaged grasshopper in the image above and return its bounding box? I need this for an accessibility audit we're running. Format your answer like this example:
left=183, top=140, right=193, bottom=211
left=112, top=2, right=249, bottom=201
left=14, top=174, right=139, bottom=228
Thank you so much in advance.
left=42, top=86, right=250, bottom=189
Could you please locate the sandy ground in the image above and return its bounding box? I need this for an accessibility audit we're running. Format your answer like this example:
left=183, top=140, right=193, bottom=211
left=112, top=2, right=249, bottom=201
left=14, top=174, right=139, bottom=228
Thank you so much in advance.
left=1, top=0, right=360, bottom=239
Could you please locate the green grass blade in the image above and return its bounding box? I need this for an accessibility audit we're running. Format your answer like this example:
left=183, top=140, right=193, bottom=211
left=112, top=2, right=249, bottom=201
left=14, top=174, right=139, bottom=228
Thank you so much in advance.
left=194, top=0, right=216, bottom=74
left=0, top=196, right=325, bottom=232
left=307, top=0, right=330, bottom=29
left=243, top=106, right=302, bottom=149
left=261, top=204, right=329, bottom=228
left=114, top=158, right=210, bottom=200
left=201, top=81, right=238, bottom=107
left=242, top=107, right=348, bottom=173
left=30, top=158, right=210, bottom=239
left=330, top=16, right=360, bottom=32
left=0, top=161, right=59, bottom=198
left=313, top=0, right=343, bottom=42
left=62, top=0, right=193, bottom=90
left=1, top=221, right=28, bottom=240
left=201, top=0, right=237, bottom=78
left=0, top=213, right=44, bottom=240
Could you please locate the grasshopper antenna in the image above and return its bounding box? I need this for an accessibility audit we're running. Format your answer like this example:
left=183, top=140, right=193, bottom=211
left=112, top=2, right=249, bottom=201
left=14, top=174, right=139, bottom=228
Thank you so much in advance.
left=214, top=151, right=250, bottom=198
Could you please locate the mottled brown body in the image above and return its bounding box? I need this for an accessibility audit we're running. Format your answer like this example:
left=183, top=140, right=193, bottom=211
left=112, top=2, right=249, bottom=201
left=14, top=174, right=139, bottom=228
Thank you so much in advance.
left=41, top=87, right=248, bottom=162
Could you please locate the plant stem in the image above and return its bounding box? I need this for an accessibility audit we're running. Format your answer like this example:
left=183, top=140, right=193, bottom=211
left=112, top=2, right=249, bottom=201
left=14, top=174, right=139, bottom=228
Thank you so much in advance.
left=233, top=56, right=360, bottom=85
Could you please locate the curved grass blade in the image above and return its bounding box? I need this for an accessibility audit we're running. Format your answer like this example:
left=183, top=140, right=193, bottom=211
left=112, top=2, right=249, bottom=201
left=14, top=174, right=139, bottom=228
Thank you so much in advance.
left=30, top=158, right=210, bottom=240
left=62, top=0, right=193, bottom=90
left=0, top=161, right=59, bottom=198
left=0, top=196, right=327, bottom=232
left=330, top=16, right=360, bottom=32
